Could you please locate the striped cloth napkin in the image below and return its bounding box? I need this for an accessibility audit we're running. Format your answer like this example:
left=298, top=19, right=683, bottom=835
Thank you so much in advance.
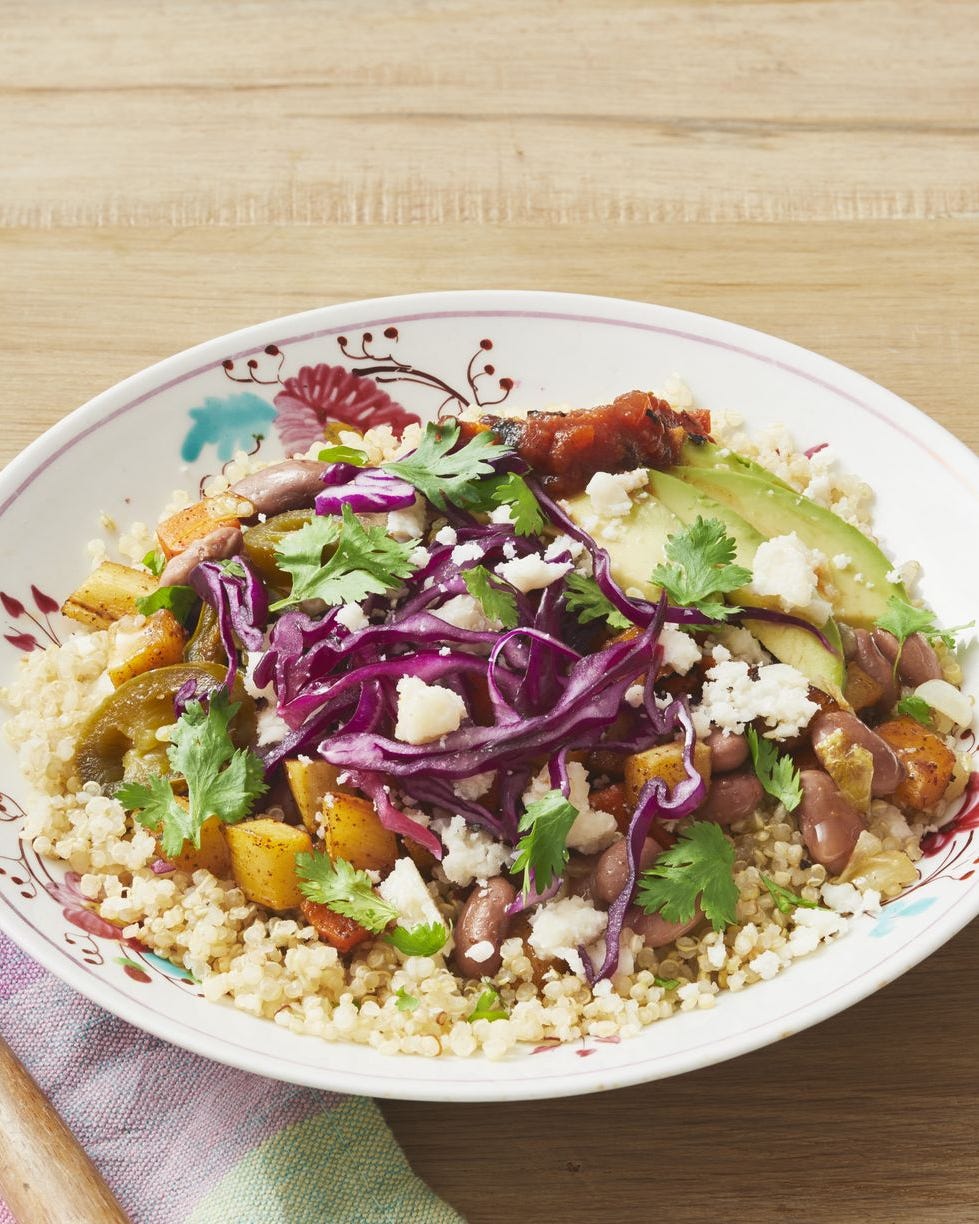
left=0, top=933, right=461, bottom=1224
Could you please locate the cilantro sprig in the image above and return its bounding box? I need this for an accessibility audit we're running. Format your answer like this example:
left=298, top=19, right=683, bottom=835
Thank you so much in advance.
left=395, top=987, right=420, bottom=1013
left=135, top=584, right=199, bottom=626
left=384, top=921, right=449, bottom=956
left=760, top=874, right=823, bottom=915
left=294, top=851, right=399, bottom=933
left=142, top=548, right=165, bottom=577
left=510, top=789, right=579, bottom=897
left=472, top=472, right=546, bottom=536
left=467, top=983, right=509, bottom=1023
left=746, top=727, right=803, bottom=813
left=461, top=565, right=519, bottom=629
left=563, top=572, right=631, bottom=632
left=118, top=691, right=267, bottom=857
left=636, top=821, right=738, bottom=931
left=272, top=503, right=419, bottom=611
left=896, top=694, right=934, bottom=727
left=875, top=595, right=973, bottom=652
left=383, top=421, right=510, bottom=512
left=650, top=517, right=751, bottom=621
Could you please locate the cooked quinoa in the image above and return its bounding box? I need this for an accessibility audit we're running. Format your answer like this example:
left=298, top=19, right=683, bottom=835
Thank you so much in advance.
left=1, top=393, right=966, bottom=1059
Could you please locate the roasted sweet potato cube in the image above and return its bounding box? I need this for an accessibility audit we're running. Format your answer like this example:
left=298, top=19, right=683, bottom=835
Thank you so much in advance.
left=284, top=758, right=348, bottom=838
left=224, top=819, right=313, bottom=910
left=299, top=898, right=370, bottom=953
left=156, top=495, right=248, bottom=560
left=107, top=610, right=188, bottom=686
left=324, top=792, right=397, bottom=873
left=876, top=717, right=956, bottom=811
left=61, top=562, right=157, bottom=629
left=624, top=742, right=712, bottom=807
left=166, top=814, right=231, bottom=878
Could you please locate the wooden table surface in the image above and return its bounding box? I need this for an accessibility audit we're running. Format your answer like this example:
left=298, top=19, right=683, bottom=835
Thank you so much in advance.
left=2, top=2, right=978, bottom=1220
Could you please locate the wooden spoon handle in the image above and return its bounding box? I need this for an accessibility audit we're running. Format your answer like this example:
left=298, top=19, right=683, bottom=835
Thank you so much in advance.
left=0, top=1036, right=130, bottom=1224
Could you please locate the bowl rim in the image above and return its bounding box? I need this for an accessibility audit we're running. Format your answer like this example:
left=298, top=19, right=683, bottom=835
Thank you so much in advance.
left=1, top=288, right=977, bottom=1101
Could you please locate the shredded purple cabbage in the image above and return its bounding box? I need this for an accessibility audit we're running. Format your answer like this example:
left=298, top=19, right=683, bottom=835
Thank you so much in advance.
left=314, top=465, right=417, bottom=515
left=190, top=559, right=268, bottom=689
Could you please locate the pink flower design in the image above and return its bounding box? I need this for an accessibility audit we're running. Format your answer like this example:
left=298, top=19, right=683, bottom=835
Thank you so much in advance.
left=274, top=364, right=419, bottom=454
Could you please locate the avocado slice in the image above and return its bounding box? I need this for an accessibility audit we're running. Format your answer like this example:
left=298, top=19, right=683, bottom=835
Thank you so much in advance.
left=671, top=466, right=905, bottom=628
left=648, top=470, right=845, bottom=697
left=679, top=439, right=795, bottom=491
left=562, top=483, right=680, bottom=597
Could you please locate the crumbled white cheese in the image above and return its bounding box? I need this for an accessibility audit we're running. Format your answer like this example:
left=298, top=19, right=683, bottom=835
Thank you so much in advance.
left=495, top=554, right=572, bottom=593
left=821, top=882, right=882, bottom=916
left=832, top=553, right=853, bottom=570
left=387, top=496, right=427, bottom=542
left=432, top=594, right=500, bottom=633
left=705, top=938, right=728, bottom=970
left=450, top=541, right=484, bottom=567
left=524, top=762, right=618, bottom=853
left=335, top=602, right=368, bottom=632
left=693, top=654, right=818, bottom=739
left=394, top=676, right=467, bottom=744
left=625, top=683, right=645, bottom=708
left=452, top=771, right=495, bottom=801
left=543, top=534, right=588, bottom=567
left=749, top=949, right=782, bottom=981
left=243, top=650, right=275, bottom=702
left=434, top=525, right=458, bottom=546
left=660, top=623, right=702, bottom=675
left=435, top=815, right=511, bottom=887
left=749, top=533, right=832, bottom=624
left=528, top=896, right=608, bottom=977
left=466, top=940, right=494, bottom=964
left=376, top=856, right=443, bottom=930
left=791, top=905, right=848, bottom=941
left=488, top=504, right=514, bottom=525
left=709, top=626, right=771, bottom=667
left=585, top=469, right=648, bottom=518
left=255, top=705, right=290, bottom=748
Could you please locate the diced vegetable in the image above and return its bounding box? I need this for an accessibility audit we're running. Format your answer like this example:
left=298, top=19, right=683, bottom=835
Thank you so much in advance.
left=843, top=662, right=885, bottom=712
left=323, top=791, right=398, bottom=873
left=166, top=812, right=231, bottom=877
left=875, top=717, right=957, bottom=810
left=224, top=818, right=313, bottom=910
left=61, top=561, right=157, bottom=629
left=242, top=509, right=313, bottom=592
left=156, top=495, right=248, bottom=560
left=813, top=728, right=874, bottom=813
left=299, top=897, right=370, bottom=952
left=106, top=610, right=188, bottom=686
left=284, top=758, right=348, bottom=837
left=184, top=601, right=226, bottom=665
left=589, top=782, right=630, bottom=832
left=624, top=742, right=712, bottom=808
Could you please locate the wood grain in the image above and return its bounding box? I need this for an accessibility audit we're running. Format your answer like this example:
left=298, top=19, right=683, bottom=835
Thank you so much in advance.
left=0, top=1038, right=130, bottom=1224
left=1, top=1, right=978, bottom=1220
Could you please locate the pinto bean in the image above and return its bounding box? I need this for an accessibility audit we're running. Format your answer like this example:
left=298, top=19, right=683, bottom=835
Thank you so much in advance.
left=623, top=903, right=704, bottom=949
left=850, top=629, right=898, bottom=706
left=797, top=770, right=865, bottom=875
left=810, top=710, right=905, bottom=797
left=696, top=771, right=764, bottom=826
left=872, top=628, right=942, bottom=687
left=706, top=729, right=749, bottom=773
left=592, top=837, right=660, bottom=907
left=158, top=526, right=243, bottom=587
left=453, top=876, right=516, bottom=978
left=231, top=460, right=330, bottom=517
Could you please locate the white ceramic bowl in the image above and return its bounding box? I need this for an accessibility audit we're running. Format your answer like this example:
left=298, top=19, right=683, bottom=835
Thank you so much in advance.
left=1, top=291, right=976, bottom=1101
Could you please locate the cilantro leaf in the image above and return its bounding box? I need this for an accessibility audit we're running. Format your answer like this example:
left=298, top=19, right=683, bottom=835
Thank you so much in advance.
left=760, top=874, right=823, bottom=915
left=652, top=975, right=680, bottom=991
left=294, top=851, right=399, bottom=933
left=395, top=987, right=420, bottom=1013
left=479, top=472, right=546, bottom=535
left=564, top=572, right=632, bottom=631
left=272, top=503, right=419, bottom=611
left=649, top=517, right=751, bottom=621
left=636, top=821, right=739, bottom=931
left=383, top=421, right=511, bottom=512
left=384, top=921, right=449, bottom=956
left=135, top=584, right=199, bottom=626
left=467, top=983, right=509, bottom=1023
left=510, top=789, right=579, bottom=896
left=142, top=548, right=165, bottom=577
left=118, top=690, right=267, bottom=857
left=745, top=726, right=802, bottom=813
left=461, top=565, right=519, bottom=629
left=318, top=444, right=368, bottom=467
left=875, top=595, right=974, bottom=652
left=897, top=695, right=934, bottom=727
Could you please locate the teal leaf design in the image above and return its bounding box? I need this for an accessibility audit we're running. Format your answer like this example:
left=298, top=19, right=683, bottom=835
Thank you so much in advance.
left=870, top=894, right=936, bottom=938
left=181, top=393, right=276, bottom=462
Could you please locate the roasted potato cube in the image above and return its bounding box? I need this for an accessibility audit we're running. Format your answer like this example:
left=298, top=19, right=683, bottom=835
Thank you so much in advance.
left=156, top=495, right=249, bottom=560
left=876, top=717, right=956, bottom=811
left=107, top=610, right=188, bottom=686
left=284, top=758, right=348, bottom=838
left=299, top=898, right=370, bottom=953
left=624, top=742, right=712, bottom=807
left=61, top=561, right=157, bottom=629
left=323, top=792, right=397, bottom=873
left=166, top=813, right=231, bottom=878
left=224, top=818, right=313, bottom=910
